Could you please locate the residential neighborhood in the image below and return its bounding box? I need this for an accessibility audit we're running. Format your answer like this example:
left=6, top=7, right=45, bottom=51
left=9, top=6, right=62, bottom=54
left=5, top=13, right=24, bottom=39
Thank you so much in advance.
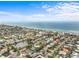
left=0, top=24, right=79, bottom=58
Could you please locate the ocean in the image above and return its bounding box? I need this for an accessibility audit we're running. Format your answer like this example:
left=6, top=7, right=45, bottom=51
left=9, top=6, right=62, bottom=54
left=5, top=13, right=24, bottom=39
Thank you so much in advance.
left=3, top=22, right=79, bottom=34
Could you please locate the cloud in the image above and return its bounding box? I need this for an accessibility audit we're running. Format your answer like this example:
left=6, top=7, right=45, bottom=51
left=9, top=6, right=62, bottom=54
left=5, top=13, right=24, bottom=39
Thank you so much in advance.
left=46, top=2, right=79, bottom=13
left=0, top=11, right=47, bottom=22
left=42, top=4, right=50, bottom=8
left=42, top=2, right=79, bottom=21
left=42, top=2, right=79, bottom=14
left=32, top=14, right=45, bottom=17
left=55, top=12, right=79, bottom=21
left=1, top=2, right=79, bottom=23
left=0, top=11, right=33, bottom=22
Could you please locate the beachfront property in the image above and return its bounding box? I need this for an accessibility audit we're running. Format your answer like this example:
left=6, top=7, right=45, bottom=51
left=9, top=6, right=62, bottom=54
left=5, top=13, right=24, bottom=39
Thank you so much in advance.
left=0, top=24, right=79, bottom=58
left=0, top=1, right=79, bottom=58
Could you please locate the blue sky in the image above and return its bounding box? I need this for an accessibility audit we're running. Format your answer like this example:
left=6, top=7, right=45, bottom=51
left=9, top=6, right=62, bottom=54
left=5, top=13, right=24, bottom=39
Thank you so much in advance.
left=0, top=1, right=61, bottom=15
left=0, top=1, right=79, bottom=23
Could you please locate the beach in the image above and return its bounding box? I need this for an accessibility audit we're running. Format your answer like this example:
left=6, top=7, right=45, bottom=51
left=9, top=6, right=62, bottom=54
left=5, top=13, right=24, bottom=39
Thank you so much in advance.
left=4, top=22, right=79, bottom=35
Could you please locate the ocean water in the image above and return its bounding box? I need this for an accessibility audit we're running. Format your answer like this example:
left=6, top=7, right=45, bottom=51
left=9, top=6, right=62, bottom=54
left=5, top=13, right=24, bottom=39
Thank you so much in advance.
left=4, top=22, right=79, bottom=34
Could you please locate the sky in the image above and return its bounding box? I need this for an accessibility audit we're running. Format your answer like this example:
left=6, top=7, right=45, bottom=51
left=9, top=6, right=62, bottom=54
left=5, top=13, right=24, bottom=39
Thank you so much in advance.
left=0, top=1, right=79, bottom=23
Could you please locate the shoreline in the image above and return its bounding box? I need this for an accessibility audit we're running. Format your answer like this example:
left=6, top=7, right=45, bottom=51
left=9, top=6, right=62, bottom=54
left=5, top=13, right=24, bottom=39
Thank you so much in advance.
left=25, top=27, right=79, bottom=35
left=0, top=24, right=79, bottom=58
left=2, top=23, right=79, bottom=36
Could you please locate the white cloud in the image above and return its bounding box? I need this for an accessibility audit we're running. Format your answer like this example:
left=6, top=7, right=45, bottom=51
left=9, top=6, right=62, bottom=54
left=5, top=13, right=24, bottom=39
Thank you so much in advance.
left=42, top=4, right=50, bottom=8
left=0, top=11, right=33, bottom=22
left=46, top=2, right=79, bottom=13
left=42, top=2, right=79, bottom=21
left=32, top=14, right=45, bottom=17
left=0, top=11, right=47, bottom=22
left=44, top=2, right=79, bottom=14
left=46, top=8, right=54, bottom=12
left=1, top=2, right=79, bottom=22
left=55, top=12, right=79, bottom=21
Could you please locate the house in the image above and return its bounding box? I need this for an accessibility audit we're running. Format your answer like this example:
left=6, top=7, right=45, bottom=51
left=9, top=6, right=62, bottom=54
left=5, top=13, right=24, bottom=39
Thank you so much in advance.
left=0, top=48, right=7, bottom=55
left=59, top=47, right=70, bottom=58
left=54, top=38, right=60, bottom=44
left=71, top=52, right=79, bottom=58
left=8, top=50, right=18, bottom=58
left=63, top=47, right=69, bottom=53
left=76, top=45, right=79, bottom=49
left=15, top=41, right=28, bottom=48
left=36, top=55, right=44, bottom=58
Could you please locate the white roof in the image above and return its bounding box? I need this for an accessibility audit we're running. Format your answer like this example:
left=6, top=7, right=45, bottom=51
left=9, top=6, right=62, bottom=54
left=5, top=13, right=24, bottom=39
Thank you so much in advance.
left=15, top=41, right=28, bottom=48
left=59, top=51, right=66, bottom=55
left=72, top=52, right=78, bottom=55
left=0, top=40, right=4, bottom=42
